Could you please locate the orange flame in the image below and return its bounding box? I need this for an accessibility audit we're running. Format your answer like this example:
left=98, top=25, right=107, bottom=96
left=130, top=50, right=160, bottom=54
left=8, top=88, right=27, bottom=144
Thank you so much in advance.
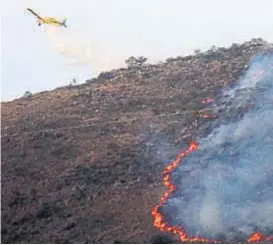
left=248, top=232, right=272, bottom=243
left=198, top=109, right=217, bottom=119
left=248, top=232, right=263, bottom=243
left=152, top=141, right=269, bottom=243
left=201, top=97, right=215, bottom=104
left=151, top=141, right=219, bottom=243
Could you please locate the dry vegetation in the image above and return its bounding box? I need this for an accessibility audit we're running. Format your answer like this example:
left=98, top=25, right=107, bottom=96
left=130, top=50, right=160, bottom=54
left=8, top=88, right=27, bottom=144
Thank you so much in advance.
left=1, top=39, right=273, bottom=243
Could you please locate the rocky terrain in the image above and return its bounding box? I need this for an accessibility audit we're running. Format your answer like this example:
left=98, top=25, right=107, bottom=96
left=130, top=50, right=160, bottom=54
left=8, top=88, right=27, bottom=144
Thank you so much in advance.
left=1, top=38, right=273, bottom=243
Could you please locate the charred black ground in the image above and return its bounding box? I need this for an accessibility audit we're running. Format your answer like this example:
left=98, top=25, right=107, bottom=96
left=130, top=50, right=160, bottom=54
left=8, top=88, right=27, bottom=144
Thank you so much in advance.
left=1, top=39, right=273, bottom=243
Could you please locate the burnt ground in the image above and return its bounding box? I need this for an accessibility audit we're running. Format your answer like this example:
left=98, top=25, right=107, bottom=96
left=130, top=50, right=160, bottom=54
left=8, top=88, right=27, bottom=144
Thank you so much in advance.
left=1, top=39, right=273, bottom=243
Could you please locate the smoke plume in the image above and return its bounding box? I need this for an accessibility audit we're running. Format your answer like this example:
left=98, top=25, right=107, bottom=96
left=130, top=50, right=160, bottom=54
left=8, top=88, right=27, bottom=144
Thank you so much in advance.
left=166, top=53, right=273, bottom=241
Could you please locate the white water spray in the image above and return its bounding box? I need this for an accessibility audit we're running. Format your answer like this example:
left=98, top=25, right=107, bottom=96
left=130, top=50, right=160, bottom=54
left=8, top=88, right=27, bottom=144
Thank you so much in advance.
left=44, top=25, right=126, bottom=75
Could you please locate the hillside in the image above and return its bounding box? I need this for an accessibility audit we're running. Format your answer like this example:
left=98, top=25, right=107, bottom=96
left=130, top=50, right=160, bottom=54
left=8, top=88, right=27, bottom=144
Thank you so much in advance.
left=1, top=39, right=273, bottom=243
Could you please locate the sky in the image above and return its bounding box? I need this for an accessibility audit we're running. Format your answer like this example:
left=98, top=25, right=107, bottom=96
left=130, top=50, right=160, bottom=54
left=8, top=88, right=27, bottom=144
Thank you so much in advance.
left=1, top=0, right=273, bottom=101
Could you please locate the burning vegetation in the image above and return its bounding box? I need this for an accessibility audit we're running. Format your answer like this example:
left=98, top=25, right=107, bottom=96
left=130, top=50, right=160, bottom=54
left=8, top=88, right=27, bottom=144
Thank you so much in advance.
left=2, top=39, right=273, bottom=243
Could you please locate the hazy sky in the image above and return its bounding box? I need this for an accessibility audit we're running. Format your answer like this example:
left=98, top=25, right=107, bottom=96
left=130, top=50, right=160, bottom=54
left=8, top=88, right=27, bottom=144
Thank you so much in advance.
left=1, top=0, right=273, bottom=101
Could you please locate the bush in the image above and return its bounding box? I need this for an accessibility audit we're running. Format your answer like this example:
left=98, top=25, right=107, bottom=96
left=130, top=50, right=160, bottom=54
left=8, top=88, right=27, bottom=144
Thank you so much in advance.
left=23, top=91, right=32, bottom=98
left=194, top=49, right=201, bottom=55
left=125, top=56, right=147, bottom=68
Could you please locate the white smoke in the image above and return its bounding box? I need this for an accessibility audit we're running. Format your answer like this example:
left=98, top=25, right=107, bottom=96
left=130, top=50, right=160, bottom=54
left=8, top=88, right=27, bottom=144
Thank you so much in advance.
left=167, top=53, right=273, bottom=241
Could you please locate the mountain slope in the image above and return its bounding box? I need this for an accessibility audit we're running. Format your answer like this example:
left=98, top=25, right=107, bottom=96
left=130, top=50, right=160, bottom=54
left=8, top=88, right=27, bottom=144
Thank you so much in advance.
left=1, top=39, right=272, bottom=243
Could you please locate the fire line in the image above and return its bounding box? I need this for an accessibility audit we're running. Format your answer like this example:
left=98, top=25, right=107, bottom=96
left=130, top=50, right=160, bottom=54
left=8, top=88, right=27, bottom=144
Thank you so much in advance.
left=151, top=141, right=271, bottom=243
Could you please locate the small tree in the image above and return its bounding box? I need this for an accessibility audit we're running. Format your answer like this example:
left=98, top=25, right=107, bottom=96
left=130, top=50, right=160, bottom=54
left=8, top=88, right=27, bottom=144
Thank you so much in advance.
left=250, top=38, right=267, bottom=46
left=211, top=45, right=217, bottom=51
left=125, top=56, right=147, bottom=68
left=24, top=91, right=32, bottom=98
left=137, top=56, right=148, bottom=64
left=194, top=49, right=201, bottom=55
left=68, top=78, right=77, bottom=88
